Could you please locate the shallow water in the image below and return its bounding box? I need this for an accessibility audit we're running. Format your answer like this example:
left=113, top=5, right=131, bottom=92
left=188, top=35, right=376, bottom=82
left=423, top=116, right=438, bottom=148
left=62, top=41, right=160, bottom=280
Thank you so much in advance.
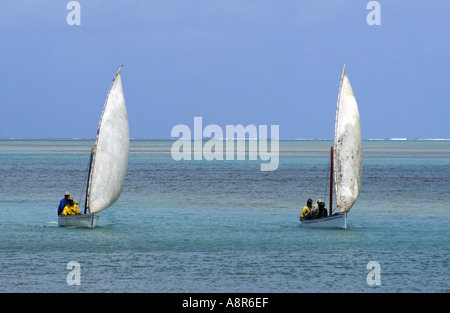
left=0, top=140, right=449, bottom=292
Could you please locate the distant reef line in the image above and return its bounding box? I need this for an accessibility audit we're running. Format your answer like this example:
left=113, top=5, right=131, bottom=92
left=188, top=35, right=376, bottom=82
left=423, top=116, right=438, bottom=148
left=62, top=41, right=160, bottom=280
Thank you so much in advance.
left=2, top=138, right=450, bottom=141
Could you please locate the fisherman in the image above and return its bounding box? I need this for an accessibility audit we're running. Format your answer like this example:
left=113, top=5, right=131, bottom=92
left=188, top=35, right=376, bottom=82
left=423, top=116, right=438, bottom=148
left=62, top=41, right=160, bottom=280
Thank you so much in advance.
left=318, top=200, right=328, bottom=218
left=311, top=199, right=328, bottom=218
left=300, top=198, right=313, bottom=221
left=60, top=196, right=80, bottom=216
left=304, top=199, right=328, bottom=219
left=57, top=192, right=71, bottom=216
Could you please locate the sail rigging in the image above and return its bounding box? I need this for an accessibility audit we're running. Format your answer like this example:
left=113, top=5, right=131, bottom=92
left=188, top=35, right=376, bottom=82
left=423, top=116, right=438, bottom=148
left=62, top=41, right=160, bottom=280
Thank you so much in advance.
left=86, top=66, right=129, bottom=214
left=333, top=65, right=363, bottom=213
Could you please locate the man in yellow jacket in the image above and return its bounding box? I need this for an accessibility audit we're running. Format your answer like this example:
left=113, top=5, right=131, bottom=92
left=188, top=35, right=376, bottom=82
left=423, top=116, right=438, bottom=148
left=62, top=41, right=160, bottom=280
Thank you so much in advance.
left=61, top=197, right=80, bottom=216
left=300, top=198, right=313, bottom=221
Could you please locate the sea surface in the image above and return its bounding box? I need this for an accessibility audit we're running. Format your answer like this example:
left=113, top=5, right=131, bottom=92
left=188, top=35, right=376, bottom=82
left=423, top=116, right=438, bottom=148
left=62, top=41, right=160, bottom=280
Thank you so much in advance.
left=0, top=140, right=449, bottom=293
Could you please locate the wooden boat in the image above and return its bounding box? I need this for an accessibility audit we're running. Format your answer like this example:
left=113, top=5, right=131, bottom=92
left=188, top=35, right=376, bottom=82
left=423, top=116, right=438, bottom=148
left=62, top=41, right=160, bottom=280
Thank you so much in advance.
left=58, top=65, right=129, bottom=228
left=300, top=64, right=362, bottom=229
left=58, top=213, right=99, bottom=228
left=300, top=212, right=347, bottom=229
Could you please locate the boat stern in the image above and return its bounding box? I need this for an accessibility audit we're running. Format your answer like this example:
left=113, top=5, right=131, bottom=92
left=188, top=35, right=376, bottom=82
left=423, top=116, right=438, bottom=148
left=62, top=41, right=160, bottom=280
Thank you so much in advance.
left=58, top=214, right=99, bottom=228
left=300, top=212, right=347, bottom=229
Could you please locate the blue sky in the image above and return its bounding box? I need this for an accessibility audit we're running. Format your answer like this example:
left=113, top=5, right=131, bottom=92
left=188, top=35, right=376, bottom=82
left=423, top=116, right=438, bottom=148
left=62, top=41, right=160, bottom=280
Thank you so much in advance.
left=0, top=0, right=449, bottom=140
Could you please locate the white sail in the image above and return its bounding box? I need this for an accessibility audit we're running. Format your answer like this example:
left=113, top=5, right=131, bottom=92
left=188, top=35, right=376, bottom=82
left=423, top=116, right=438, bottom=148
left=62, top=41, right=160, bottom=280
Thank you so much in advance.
left=88, top=68, right=129, bottom=214
left=334, top=65, right=362, bottom=213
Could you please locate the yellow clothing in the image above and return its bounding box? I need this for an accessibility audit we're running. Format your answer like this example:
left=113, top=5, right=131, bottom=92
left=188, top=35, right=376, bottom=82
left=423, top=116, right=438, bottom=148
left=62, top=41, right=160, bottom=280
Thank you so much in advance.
left=62, top=203, right=80, bottom=216
left=300, top=205, right=311, bottom=220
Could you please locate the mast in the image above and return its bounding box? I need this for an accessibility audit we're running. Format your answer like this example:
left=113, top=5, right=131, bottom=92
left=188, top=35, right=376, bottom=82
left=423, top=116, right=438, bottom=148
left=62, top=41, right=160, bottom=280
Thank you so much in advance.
left=334, top=63, right=346, bottom=145
left=329, top=146, right=333, bottom=216
left=84, top=148, right=94, bottom=214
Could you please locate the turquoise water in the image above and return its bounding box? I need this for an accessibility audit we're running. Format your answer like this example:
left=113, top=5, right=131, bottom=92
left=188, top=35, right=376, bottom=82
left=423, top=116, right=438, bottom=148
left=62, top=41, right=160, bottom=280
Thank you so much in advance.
left=0, top=140, right=449, bottom=292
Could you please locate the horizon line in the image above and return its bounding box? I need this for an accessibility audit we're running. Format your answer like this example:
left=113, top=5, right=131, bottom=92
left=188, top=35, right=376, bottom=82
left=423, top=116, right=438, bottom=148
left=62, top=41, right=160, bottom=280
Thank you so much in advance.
left=1, top=138, right=450, bottom=141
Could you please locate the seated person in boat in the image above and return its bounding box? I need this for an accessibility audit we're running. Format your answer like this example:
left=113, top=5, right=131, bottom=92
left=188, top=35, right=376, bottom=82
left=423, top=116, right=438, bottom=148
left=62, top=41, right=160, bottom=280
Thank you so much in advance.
left=57, top=191, right=71, bottom=216
left=60, top=197, right=80, bottom=216
left=300, top=198, right=313, bottom=221
left=304, top=199, right=328, bottom=219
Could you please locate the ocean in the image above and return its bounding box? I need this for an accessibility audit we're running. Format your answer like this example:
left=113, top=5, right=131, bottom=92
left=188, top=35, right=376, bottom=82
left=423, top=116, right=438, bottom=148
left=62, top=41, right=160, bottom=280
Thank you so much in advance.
left=0, top=140, right=449, bottom=293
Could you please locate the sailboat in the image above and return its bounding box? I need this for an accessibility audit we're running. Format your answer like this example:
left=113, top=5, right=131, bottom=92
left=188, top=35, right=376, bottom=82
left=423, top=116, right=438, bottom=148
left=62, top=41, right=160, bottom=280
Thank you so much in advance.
left=300, top=64, right=363, bottom=229
left=58, top=65, right=129, bottom=228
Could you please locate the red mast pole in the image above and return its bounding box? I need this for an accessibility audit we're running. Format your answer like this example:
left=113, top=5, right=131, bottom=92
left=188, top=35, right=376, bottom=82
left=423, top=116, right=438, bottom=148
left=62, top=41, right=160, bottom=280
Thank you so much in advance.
left=329, top=146, right=333, bottom=216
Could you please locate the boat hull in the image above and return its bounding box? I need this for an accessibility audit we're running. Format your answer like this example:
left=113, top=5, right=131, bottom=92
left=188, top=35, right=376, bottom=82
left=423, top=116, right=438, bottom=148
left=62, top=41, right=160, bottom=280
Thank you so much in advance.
left=58, top=214, right=99, bottom=228
left=300, top=212, right=347, bottom=229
